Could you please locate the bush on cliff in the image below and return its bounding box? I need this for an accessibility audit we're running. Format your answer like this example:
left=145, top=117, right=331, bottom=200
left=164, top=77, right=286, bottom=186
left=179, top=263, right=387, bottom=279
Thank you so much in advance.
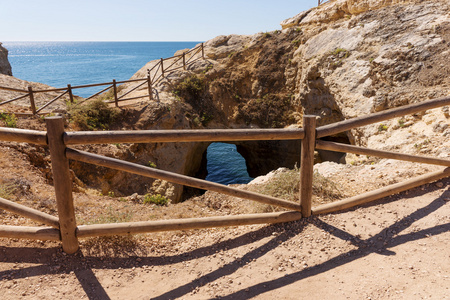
left=67, top=99, right=120, bottom=130
left=237, top=93, right=295, bottom=128
left=172, top=74, right=216, bottom=126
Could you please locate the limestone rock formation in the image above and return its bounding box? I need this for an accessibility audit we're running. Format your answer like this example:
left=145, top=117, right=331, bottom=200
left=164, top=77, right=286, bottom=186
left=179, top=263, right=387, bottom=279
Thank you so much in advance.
left=0, top=43, right=12, bottom=76
left=75, top=0, right=450, bottom=202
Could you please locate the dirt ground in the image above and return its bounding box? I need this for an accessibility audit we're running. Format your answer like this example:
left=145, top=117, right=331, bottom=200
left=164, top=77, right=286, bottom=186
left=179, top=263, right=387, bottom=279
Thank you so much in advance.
left=0, top=108, right=449, bottom=300
left=0, top=176, right=449, bottom=299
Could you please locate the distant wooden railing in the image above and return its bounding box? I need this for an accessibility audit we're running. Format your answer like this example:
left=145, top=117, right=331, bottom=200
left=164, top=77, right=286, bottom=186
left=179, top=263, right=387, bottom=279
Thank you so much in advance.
left=0, top=43, right=205, bottom=115
left=0, top=96, right=449, bottom=254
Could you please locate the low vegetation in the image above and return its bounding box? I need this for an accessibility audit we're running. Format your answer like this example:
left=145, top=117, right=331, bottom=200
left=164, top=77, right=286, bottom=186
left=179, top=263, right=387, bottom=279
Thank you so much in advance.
left=143, top=193, right=170, bottom=206
left=67, top=99, right=120, bottom=130
left=252, top=167, right=345, bottom=212
left=172, top=74, right=215, bottom=127
left=0, top=182, right=17, bottom=200
left=0, top=112, right=17, bottom=128
left=237, top=93, right=295, bottom=128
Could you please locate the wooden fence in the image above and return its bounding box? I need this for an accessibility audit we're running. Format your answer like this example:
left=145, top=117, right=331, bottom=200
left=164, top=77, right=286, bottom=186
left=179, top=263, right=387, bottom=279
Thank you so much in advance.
left=0, top=96, right=449, bottom=254
left=318, top=0, right=331, bottom=5
left=0, top=43, right=205, bottom=115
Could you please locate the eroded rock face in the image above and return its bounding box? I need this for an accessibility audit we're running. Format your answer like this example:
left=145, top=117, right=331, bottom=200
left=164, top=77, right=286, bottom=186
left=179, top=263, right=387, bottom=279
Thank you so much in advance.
left=0, top=43, right=12, bottom=76
left=85, top=0, right=449, bottom=202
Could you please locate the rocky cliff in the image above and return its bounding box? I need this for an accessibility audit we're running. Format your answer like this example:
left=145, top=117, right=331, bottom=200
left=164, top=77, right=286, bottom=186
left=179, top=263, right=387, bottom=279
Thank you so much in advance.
left=0, top=43, right=12, bottom=76
left=73, top=0, right=450, bottom=202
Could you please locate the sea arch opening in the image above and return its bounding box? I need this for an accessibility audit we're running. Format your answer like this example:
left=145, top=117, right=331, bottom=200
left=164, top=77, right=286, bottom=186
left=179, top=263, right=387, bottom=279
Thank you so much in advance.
left=205, top=142, right=253, bottom=185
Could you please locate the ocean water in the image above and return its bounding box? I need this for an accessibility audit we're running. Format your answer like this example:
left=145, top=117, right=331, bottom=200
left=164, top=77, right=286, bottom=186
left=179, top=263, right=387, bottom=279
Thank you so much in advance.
left=4, top=41, right=200, bottom=97
left=206, top=143, right=253, bottom=185
left=3, top=41, right=253, bottom=185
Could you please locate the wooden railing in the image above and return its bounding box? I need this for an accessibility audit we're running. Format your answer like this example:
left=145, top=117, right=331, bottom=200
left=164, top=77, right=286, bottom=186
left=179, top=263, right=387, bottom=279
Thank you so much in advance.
left=0, top=43, right=205, bottom=115
left=0, top=96, right=449, bottom=254
left=318, top=0, right=330, bottom=5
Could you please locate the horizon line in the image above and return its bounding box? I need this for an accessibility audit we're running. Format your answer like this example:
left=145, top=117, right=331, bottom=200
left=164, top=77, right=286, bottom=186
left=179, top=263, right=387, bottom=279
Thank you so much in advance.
left=3, top=40, right=205, bottom=43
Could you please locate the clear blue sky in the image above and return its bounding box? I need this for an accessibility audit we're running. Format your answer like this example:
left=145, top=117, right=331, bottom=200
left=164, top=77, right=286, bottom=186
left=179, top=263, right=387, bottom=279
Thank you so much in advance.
left=1, top=0, right=315, bottom=42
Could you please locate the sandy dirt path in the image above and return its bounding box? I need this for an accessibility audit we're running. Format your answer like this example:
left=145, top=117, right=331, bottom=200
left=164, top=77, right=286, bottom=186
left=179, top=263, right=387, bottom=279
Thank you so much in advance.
left=0, top=179, right=449, bottom=299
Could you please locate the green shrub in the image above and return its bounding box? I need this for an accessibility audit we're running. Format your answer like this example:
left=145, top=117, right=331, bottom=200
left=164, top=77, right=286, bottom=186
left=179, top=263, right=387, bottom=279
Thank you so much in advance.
left=67, top=99, right=120, bottom=130
left=143, top=193, right=169, bottom=206
left=331, top=48, right=350, bottom=58
left=378, top=123, right=388, bottom=131
left=173, top=75, right=205, bottom=102
left=172, top=74, right=215, bottom=126
left=147, top=161, right=157, bottom=168
left=0, top=113, right=17, bottom=128
left=292, top=40, right=302, bottom=47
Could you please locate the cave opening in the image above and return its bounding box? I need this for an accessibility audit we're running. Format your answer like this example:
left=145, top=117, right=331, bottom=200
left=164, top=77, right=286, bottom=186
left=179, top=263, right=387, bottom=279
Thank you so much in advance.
left=205, top=142, right=253, bottom=185
left=317, top=134, right=352, bottom=163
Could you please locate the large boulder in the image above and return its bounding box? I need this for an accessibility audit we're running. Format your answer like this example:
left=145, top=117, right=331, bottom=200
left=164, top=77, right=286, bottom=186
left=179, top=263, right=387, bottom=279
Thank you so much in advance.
left=0, top=43, right=12, bottom=76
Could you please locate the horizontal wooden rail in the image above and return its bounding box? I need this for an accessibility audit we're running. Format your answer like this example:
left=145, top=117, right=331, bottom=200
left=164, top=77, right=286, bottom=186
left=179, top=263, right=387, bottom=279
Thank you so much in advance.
left=0, top=93, right=30, bottom=106
left=316, top=96, right=450, bottom=138
left=0, top=197, right=60, bottom=228
left=77, top=211, right=302, bottom=238
left=69, top=81, right=115, bottom=90
left=186, top=45, right=201, bottom=55
left=115, top=78, right=148, bottom=85
left=64, top=128, right=305, bottom=145
left=34, top=78, right=147, bottom=94
left=316, top=140, right=450, bottom=167
left=0, top=127, right=47, bottom=145
left=32, top=87, right=69, bottom=93
left=0, top=225, right=61, bottom=241
left=312, top=167, right=450, bottom=215
left=0, top=86, right=28, bottom=93
left=66, top=148, right=301, bottom=211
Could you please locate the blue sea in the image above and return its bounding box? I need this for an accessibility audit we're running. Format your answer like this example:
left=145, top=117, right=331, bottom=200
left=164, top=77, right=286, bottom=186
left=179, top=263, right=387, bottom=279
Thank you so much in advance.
left=3, top=41, right=253, bottom=185
left=4, top=41, right=200, bottom=97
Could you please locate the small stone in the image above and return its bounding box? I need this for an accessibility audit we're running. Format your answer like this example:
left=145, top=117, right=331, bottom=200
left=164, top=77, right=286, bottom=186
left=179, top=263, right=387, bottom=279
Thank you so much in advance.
left=435, top=182, right=444, bottom=188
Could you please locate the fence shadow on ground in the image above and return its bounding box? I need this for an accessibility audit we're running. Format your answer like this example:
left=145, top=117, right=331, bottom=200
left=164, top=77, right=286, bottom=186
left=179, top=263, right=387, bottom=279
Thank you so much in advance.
left=0, top=189, right=448, bottom=299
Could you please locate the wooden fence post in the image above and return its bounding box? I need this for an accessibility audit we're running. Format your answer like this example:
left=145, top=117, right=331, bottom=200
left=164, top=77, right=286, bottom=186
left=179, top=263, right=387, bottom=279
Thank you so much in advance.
left=147, top=71, right=153, bottom=101
left=28, top=86, right=37, bottom=115
left=161, top=58, right=165, bottom=78
left=299, top=115, right=317, bottom=217
left=46, top=116, right=79, bottom=254
left=201, top=43, right=205, bottom=59
left=183, top=52, right=186, bottom=70
left=67, top=84, right=74, bottom=103
left=113, top=79, right=119, bottom=107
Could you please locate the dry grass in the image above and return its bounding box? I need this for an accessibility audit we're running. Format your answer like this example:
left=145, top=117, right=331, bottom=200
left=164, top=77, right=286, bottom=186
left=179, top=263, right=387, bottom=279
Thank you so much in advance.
left=0, top=182, right=17, bottom=200
left=248, top=167, right=346, bottom=212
